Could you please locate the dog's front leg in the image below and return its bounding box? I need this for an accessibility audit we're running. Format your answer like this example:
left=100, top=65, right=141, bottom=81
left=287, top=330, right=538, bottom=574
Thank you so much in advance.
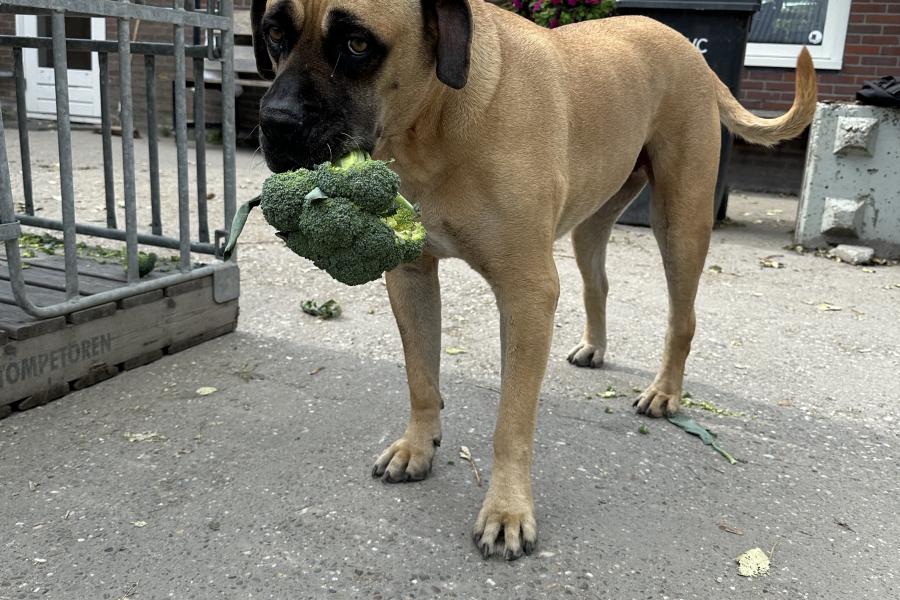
left=372, top=254, right=443, bottom=483
left=474, top=256, right=560, bottom=560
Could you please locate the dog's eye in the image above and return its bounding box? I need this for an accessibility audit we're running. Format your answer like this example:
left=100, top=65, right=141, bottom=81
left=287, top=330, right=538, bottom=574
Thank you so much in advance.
left=267, top=26, right=284, bottom=44
left=347, top=37, right=369, bottom=56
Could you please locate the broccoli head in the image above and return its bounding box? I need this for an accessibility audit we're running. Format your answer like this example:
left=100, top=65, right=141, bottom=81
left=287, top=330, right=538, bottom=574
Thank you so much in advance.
left=259, top=169, right=319, bottom=232
left=222, top=151, right=428, bottom=286
left=316, top=150, right=401, bottom=215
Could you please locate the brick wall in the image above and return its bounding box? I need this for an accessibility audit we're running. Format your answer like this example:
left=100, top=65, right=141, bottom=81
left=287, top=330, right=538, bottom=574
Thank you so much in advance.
left=0, top=15, right=17, bottom=114
left=740, top=0, right=900, bottom=112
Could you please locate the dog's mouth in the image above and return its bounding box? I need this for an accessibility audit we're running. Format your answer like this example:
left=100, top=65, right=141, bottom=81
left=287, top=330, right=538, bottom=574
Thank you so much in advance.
left=260, top=125, right=378, bottom=174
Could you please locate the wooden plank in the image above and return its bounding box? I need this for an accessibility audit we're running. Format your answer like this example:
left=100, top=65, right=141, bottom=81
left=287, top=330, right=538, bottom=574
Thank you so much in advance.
left=166, top=321, right=236, bottom=354
left=0, top=275, right=238, bottom=405
left=0, top=263, right=120, bottom=296
left=68, top=302, right=118, bottom=325
left=122, top=349, right=164, bottom=371
left=15, top=382, right=68, bottom=411
left=18, top=254, right=180, bottom=283
left=119, top=289, right=163, bottom=309
left=0, top=302, right=67, bottom=341
left=21, top=254, right=128, bottom=282
left=71, top=364, right=119, bottom=391
left=0, top=281, right=69, bottom=307
left=165, top=277, right=212, bottom=297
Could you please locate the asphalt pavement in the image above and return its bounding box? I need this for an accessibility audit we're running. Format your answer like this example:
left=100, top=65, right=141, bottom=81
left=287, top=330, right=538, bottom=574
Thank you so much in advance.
left=1, top=134, right=898, bottom=599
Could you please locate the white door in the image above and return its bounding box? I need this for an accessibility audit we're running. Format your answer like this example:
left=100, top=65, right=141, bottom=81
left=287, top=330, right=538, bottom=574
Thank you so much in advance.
left=16, top=15, right=104, bottom=122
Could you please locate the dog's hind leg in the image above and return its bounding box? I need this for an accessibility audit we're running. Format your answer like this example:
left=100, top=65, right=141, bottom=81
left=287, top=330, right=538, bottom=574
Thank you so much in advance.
left=372, top=254, right=444, bottom=482
left=567, top=169, right=649, bottom=368
left=634, top=120, right=719, bottom=417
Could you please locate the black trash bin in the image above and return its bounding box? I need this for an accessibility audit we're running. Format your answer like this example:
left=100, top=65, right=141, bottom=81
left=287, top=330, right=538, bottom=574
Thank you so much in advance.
left=614, top=0, right=761, bottom=226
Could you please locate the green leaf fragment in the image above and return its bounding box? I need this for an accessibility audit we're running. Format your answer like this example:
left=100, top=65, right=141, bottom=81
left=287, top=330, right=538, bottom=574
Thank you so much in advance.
left=638, top=424, right=649, bottom=434
left=223, top=196, right=261, bottom=261
left=600, top=385, right=619, bottom=398
left=305, top=187, right=327, bottom=201
left=445, top=347, right=466, bottom=356
left=681, top=396, right=744, bottom=418
left=667, top=412, right=737, bottom=464
left=736, top=547, right=770, bottom=577
left=301, top=299, right=342, bottom=319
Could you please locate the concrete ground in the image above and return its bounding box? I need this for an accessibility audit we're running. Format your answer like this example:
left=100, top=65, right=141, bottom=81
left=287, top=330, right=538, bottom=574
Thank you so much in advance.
left=1, top=130, right=899, bottom=599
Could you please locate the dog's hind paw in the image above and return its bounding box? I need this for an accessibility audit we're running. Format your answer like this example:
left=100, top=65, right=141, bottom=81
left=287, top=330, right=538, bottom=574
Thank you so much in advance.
left=566, top=342, right=606, bottom=368
left=473, top=495, right=537, bottom=561
left=372, top=434, right=439, bottom=483
left=633, top=383, right=682, bottom=418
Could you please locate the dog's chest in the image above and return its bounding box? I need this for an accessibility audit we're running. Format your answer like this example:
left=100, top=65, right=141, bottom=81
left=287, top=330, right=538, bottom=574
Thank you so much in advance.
left=421, top=219, right=464, bottom=260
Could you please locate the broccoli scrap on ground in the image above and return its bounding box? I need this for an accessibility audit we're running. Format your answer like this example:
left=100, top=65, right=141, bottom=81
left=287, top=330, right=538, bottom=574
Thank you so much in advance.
left=224, top=151, right=426, bottom=286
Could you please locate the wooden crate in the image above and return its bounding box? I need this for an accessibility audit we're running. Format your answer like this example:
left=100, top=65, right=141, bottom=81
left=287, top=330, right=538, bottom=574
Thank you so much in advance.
left=0, top=255, right=239, bottom=415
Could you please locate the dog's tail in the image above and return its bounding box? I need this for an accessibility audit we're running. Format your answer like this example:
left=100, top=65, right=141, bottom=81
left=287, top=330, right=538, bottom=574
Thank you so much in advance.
left=715, top=48, right=817, bottom=148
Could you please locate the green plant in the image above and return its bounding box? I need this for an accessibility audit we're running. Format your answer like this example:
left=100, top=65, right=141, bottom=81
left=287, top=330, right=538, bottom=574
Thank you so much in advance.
left=509, top=0, right=615, bottom=28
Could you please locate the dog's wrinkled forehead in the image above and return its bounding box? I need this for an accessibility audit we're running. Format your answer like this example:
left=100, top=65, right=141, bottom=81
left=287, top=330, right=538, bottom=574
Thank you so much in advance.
left=261, top=0, right=410, bottom=42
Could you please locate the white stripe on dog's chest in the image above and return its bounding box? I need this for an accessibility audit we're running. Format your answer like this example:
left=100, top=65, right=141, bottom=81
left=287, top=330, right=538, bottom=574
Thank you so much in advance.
left=422, top=224, right=463, bottom=259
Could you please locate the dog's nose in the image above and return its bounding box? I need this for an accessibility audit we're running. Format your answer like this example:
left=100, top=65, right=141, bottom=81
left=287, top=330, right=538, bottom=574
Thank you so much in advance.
left=259, top=105, right=304, bottom=145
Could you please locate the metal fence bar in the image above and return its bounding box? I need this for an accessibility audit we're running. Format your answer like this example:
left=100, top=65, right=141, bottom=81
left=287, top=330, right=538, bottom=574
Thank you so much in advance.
left=17, top=214, right=217, bottom=255
left=193, top=57, right=209, bottom=243
left=1, top=0, right=231, bottom=29
left=99, top=52, right=118, bottom=229
left=118, top=15, right=140, bottom=284
left=173, top=17, right=192, bottom=272
left=0, top=36, right=213, bottom=58
left=5, top=260, right=224, bottom=320
left=51, top=11, right=79, bottom=300
left=145, top=54, right=163, bottom=236
left=12, top=48, right=33, bottom=216
left=220, top=0, right=237, bottom=247
left=0, top=112, right=32, bottom=314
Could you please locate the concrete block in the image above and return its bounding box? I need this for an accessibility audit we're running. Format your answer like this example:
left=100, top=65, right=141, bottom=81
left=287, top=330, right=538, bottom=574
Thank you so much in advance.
left=833, top=117, right=879, bottom=156
left=831, top=244, right=875, bottom=265
left=820, top=197, right=863, bottom=237
left=797, top=103, right=900, bottom=258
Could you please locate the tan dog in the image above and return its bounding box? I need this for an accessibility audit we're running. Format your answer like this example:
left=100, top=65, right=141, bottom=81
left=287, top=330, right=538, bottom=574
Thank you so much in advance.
left=250, top=0, right=817, bottom=559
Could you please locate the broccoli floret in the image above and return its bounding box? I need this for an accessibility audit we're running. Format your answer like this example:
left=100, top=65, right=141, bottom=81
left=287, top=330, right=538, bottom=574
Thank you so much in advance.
left=295, top=196, right=369, bottom=252
left=312, top=221, right=404, bottom=286
left=382, top=200, right=427, bottom=264
left=259, top=169, right=318, bottom=232
left=316, top=150, right=401, bottom=215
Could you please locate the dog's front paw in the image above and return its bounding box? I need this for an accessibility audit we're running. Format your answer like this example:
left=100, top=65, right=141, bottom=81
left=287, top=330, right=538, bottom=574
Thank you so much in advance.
left=566, top=342, right=606, bottom=368
left=633, top=383, right=682, bottom=417
left=372, top=434, right=440, bottom=483
left=473, top=491, right=537, bottom=561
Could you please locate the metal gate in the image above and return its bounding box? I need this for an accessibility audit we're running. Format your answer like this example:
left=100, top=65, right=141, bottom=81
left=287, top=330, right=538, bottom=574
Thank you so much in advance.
left=0, top=0, right=238, bottom=320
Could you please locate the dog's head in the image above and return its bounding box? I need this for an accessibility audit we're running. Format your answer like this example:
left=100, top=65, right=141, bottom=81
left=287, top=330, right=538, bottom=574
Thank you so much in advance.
left=251, top=0, right=473, bottom=172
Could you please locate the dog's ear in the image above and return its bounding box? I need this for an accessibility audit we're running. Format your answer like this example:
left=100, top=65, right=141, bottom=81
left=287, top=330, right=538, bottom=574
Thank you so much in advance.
left=251, top=0, right=276, bottom=80
left=423, top=0, right=473, bottom=90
